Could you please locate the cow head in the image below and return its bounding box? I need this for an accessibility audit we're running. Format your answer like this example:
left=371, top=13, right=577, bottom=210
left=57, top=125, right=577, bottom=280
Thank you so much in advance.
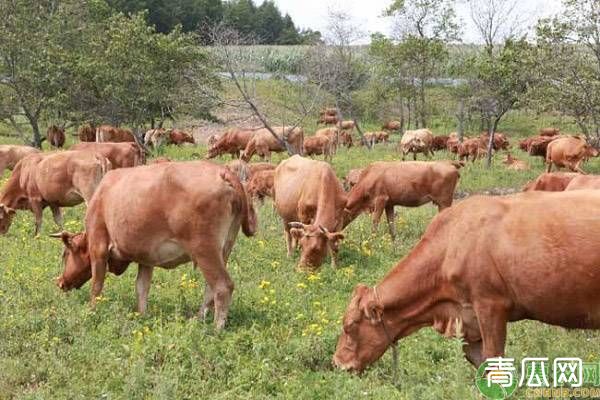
left=0, top=204, right=16, bottom=234
left=206, top=144, right=220, bottom=159
left=585, top=145, right=599, bottom=159
left=333, top=284, right=390, bottom=372
left=288, top=222, right=344, bottom=269
left=50, top=231, right=92, bottom=291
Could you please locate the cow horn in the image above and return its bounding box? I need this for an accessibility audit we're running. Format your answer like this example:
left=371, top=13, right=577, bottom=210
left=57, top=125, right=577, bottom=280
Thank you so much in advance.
left=319, top=225, right=330, bottom=234
left=49, top=232, right=67, bottom=239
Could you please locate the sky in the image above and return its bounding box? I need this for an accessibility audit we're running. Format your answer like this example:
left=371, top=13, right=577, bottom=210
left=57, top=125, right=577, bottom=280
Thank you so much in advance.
left=261, top=0, right=564, bottom=44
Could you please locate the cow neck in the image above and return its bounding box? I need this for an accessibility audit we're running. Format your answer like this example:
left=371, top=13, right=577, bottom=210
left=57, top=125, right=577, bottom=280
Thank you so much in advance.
left=0, top=175, right=21, bottom=208
left=314, top=170, right=344, bottom=230
left=374, top=236, right=453, bottom=343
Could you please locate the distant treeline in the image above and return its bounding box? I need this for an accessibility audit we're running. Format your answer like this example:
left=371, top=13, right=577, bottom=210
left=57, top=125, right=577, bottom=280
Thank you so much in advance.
left=106, top=0, right=322, bottom=44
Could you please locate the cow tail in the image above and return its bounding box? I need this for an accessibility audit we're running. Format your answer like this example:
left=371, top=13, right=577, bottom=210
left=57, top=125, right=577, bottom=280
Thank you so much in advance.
left=94, top=155, right=112, bottom=187
left=220, top=170, right=257, bottom=237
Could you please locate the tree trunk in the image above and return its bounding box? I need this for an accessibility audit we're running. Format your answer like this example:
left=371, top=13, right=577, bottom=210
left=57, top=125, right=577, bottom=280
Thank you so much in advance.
left=399, top=97, right=405, bottom=134
left=23, top=109, right=42, bottom=149
left=407, top=99, right=412, bottom=130
left=419, top=81, right=426, bottom=128
left=457, top=98, right=465, bottom=143
left=485, top=120, right=497, bottom=169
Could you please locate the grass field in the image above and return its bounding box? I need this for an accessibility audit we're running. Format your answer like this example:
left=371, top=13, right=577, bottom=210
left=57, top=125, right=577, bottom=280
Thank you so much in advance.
left=1, top=123, right=600, bottom=399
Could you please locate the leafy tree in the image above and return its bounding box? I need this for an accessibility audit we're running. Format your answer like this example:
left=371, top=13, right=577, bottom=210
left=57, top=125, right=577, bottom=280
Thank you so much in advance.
left=255, top=1, right=284, bottom=44
left=384, top=0, right=460, bottom=128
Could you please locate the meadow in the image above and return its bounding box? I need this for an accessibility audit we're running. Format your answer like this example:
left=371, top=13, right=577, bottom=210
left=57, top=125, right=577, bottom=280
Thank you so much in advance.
left=1, top=119, right=600, bottom=399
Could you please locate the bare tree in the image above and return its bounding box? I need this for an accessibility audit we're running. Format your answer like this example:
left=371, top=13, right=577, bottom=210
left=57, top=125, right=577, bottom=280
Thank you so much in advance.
left=207, top=23, right=323, bottom=155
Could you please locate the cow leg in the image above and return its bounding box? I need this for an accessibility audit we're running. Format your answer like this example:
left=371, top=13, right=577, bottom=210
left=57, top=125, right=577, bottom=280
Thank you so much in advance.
left=573, top=161, right=587, bottom=174
left=90, top=245, right=109, bottom=307
left=413, top=152, right=417, bottom=161
left=31, top=201, right=44, bottom=236
left=50, top=205, right=63, bottom=229
left=473, top=302, right=508, bottom=362
left=284, top=225, right=293, bottom=257
left=191, top=249, right=233, bottom=330
left=545, top=160, right=552, bottom=173
left=371, top=197, right=387, bottom=233
left=401, top=151, right=406, bottom=161
left=463, top=340, right=484, bottom=367
left=199, top=282, right=215, bottom=321
left=385, top=205, right=396, bottom=239
left=135, top=264, right=154, bottom=314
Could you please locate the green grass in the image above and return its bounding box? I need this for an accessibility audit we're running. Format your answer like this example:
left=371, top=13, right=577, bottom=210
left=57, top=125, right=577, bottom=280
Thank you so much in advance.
left=2, top=124, right=600, bottom=399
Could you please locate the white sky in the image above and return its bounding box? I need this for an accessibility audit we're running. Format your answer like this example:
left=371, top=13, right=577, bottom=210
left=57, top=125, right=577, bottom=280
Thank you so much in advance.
left=260, top=0, right=564, bottom=44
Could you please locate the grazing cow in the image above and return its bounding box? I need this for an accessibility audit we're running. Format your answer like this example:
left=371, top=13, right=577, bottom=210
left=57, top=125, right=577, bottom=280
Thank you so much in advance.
left=71, top=142, right=143, bottom=169
left=144, top=128, right=168, bottom=148
left=446, top=132, right=463, bottom=155
left=207, top=134, right=219, bottom=147
left=78, top=124, right=96, bottom=142
left=502, top=153, right=529, bottom=170
left=247, top=169, right=275, bottom=202
left=51, top=161, right=256, bottom=330
left=518, top=137, right=532, bottom=151
left=522, top=172, right=579, bottom=192
left=431, top=135, right=449, bottom=151
left=479, top=132, right=509, bottom=151
left=321, top=107, right=338, bottom=116
left=362, top=131, right=388, bottom=146
left=565, top=175, right=600, bottom=191
left=319, top=115, right=338, bottom=125
left=241, top=126, right=304, bottom=162
left=273, top=155, right=346, bottom=270
left=47, top=125, right=65, bottom=148
left=207, top=128, right=255, bottom=159
left=304, top=136, right=333, bottom=161
left=398, top=129, right=434, bottom=160
left=458, top=138, right=487, bottom=162
left=343, top=168, right=363, bottom=190
left=96, top=125, right=135, bottom=143
left=168, top=129, right=194, bottom=145
left=0, top=151, right=110, bottom=235
left=382, top=120, right=401, bottom=131
left=339, top=130, right=353, bottom=148
left=226, top=160, right=275, bottom=182
left=0, top=145, right=40, bottom=175
left=540, top=127, right=559, bottom=136
left=527, top=135, right=556, bottom=158
left=546, top=136, right=598, bottom=174
left=338, top=120, right=355, bottom=131
left=315, top=127, right=340, bottom=153
left=344, top=161, right=461, bottom=238
left=333, top=190, right=600, bottom=372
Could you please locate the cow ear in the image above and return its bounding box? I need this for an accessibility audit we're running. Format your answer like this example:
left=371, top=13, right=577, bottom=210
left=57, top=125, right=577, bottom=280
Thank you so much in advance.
left=290, top=228, right=305, bottom=240
left=49, top=231, right=75, bottom=249
left=364, top=299, right=383, bottom=324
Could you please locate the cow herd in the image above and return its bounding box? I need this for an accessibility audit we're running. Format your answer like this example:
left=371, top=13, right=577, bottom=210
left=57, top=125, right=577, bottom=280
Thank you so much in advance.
left=1, top=118, right=600, bottom=376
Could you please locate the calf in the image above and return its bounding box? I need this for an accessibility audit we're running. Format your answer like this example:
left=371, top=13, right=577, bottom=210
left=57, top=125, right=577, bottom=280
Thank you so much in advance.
left=0, top=151, right=110, bottom=235
left=51, top=161, right=256, bottom=330
left=522, top=172, right=578, bottom=192
left=47, top=125, right=66, bottom=148
left=207, top=128, right=255, bottom=159
left=0, top=145, right=40, bottom=175
left=546, top=136, right=598, bottom=174
left=382, top=120, right=401, bottom=131
left=247, top=169, right=275, bottom=202
left=315, top=127, right=339, bottom=153
left=71, top=142, right=143, bottom=169
left=398, top=129, right=434, bottom=160
left=457, top=138, right=486, bottom=162
left=304, top=136, right=333, bottom=161
left=338, top=120, right=355, bottom=131
left=168, top=129, right=194, bottom=145
left=334, top=191, right=600, bottom=372
left=273, top=155, right=346, bottom=270
left=344, top=161, right=461, bottom=239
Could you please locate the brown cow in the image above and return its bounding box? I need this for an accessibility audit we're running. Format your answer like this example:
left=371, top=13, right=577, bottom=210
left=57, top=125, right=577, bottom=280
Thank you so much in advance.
left=247, top=169, right=275, bottom=202
left=0, top=145, right=40, bottom=175
left=318, top=115, right=338, bottom=125
left=546, top=136, right=598, bottom=174
left=458, top=138, right=487, bottom=162
left=339, top=131, right=353, bottom=148
left=502, top=153, right=529, bottom=170
left=168, top=129, right=194, bottom=145
left=71, top=142, right=143, bottom=169
left=479, top=132, right=509, bottom=151
left=47, top=125, right=65, bottom=148
left=96, top=125, right=135, bottom=143
left=398, top=129, right=434, bottom=160
left=50, top=161, right=256, bottom=330
left=527, top=135, right=556, bottom=158
left=273, top=155, right=346, bottom=270
left=446, top=132, right=462, bottom=155
left=343, top=168, right=363, bottom=190
left=431, top=135, right=449, bottom=151
left=78, top=124, right=96, bottom=142
left=241, top=126, right=304, bottom=162
left=540, top=127, right=559, bottom=136
left=382, top=120, right=401, bottom=131
left=0, top=151, right=110, bottom=235
left=207, top=128, right=255, bottom=159
left=207, top=134, right=219, bottom=147
left=315, top=127, right=339, bottom=153
left=334, top=190, right=600, bottom=372
left=338, top=120, right=355, bottom=131
left=226, top=160, right=275, bottom=182
left=344, top=161, right=461, bottom=239
left=304, top=136, right=333, bottom=161
left=522, top=172, right=579, bottom=192
left=321, top=107, right=338, bottom=116
left=565, top=175, right=600, bottom=191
